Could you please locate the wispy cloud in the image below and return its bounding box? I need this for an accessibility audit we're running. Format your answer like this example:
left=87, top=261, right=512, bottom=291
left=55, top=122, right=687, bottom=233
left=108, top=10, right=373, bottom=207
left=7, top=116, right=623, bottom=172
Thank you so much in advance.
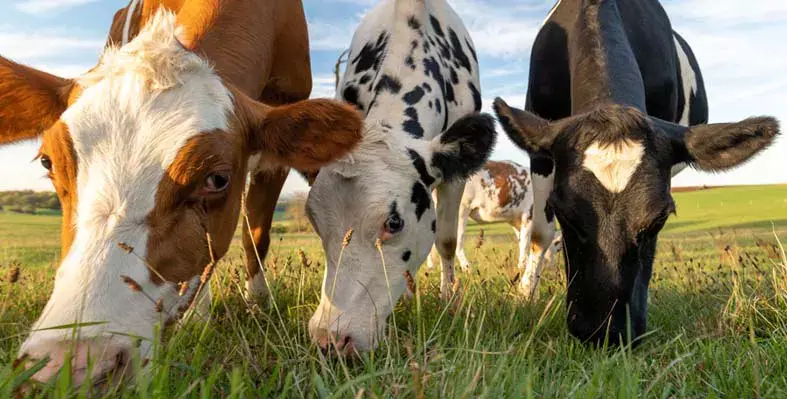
left=15, top=0, right=99, bottom=14
left=0, top=29, right=102, bottom=61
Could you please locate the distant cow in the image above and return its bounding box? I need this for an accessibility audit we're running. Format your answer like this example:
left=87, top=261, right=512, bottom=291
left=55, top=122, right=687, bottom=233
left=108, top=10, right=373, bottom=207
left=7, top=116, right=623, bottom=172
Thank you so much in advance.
left=306, top=0, right=496, bottom=354
left=0, top=0, right=362, bottom=385
left=426, top=161, right=562, bottom=280
left=494, top=0, right=779, bottom=345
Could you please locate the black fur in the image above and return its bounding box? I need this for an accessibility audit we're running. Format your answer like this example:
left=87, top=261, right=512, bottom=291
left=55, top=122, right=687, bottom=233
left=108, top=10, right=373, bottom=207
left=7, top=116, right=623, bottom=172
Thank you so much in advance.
left=411, top=182, right=431, bottom=221
left=406, top=149, right=436, bottom=187
left=431, top=113, right=497, bottom=182
left=684, top=117, right=780, bottom=171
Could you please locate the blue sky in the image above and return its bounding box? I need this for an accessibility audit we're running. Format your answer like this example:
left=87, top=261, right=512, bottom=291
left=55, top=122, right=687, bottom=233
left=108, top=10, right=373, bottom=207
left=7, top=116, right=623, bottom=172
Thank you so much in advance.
left=0, top=0, right=785, bottom=195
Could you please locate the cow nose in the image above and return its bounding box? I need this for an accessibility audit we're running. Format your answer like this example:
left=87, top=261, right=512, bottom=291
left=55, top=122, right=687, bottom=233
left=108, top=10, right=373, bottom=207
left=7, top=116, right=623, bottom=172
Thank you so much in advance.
left=19, top=338, right=131, bottom=386
left=311, top=328, right=356, bottom=356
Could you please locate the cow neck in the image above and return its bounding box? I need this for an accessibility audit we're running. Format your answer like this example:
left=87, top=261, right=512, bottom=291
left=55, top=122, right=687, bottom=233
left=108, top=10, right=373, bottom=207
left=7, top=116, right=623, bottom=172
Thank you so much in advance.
left=134, top=0, right=271, bottom=97
left=568, top=0, right=647, bottom=115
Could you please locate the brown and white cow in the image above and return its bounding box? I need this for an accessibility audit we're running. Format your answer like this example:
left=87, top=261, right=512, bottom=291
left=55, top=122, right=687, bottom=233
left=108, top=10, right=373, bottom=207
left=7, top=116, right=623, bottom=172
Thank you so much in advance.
left=1, top=0, right=362, bottom=385
left=426, top=161, right=562, bottom=287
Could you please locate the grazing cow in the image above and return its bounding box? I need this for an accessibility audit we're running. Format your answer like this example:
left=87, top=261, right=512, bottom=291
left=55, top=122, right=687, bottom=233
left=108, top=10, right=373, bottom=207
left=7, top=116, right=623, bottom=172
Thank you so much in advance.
left=425, top=160, right=562, bottom=277
left=494, top=0, right=779, bottom=345
left=1, top=1, right=363, bottom=385
left=306, top=0, right=496, bottom=353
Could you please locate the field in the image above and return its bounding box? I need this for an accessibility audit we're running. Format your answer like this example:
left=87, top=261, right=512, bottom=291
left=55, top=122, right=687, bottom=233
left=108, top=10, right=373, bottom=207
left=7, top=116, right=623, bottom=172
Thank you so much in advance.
left=1, top=185, right=787, bottom=397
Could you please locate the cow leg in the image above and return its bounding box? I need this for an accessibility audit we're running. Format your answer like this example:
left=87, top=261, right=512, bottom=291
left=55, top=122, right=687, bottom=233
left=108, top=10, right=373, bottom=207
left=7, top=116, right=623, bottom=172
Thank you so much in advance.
left=520, top=161, right=556, bottom=301
left=455, top=204, right=472, bottom=270
left=517, top=214, right=534, bottom=270
left=434, top=180, right=466, bottom=299
left=426, top=245, right=438, bottom=269
left=242, top=166, right=289, bottom=301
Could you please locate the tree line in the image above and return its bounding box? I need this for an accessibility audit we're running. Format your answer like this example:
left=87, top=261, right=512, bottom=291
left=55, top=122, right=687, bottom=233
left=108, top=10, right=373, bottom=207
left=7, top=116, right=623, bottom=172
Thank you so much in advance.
left=0, top=191, right=61, bottom=214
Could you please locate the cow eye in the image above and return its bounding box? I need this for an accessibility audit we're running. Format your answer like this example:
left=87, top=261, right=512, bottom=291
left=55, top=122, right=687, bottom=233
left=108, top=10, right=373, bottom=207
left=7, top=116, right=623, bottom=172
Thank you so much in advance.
left=384, top=214, right=405, bottom=234
left=40, top=155, right=52, bottom=171
left=204, top=172, right=230, bottom=193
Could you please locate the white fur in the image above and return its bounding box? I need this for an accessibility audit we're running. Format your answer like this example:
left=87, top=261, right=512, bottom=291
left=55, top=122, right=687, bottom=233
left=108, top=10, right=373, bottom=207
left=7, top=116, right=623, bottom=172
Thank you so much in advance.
left=582, top=139, right=645, bottom=193
left=671, top=34, right=696, bottom=176
left=122, top=0, right=142, bottom=45
left=21, top=11, right=233, bottom=359
left=673, top=35, right=697, bottom=127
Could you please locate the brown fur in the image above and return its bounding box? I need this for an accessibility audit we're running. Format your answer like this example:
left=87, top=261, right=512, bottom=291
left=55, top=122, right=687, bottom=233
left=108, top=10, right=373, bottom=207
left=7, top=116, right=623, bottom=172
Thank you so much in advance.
left=146, top=131, right=246, bottom=284
left=237, top=93, right=364, bottom=171
left=38, top=123, right=78, bottom=256
left=484, top=161, right=529, bottom=208
left=0, top=58, right=73, bottom=145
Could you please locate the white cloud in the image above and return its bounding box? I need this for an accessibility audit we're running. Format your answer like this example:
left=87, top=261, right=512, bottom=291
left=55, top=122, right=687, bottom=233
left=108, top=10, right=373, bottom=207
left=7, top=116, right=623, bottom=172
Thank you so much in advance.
left=664, top=0, right=787, bottom=27
left=0, top=29, right=102, bottom=62
left=15, top=0, right=99, bottom=14
left=308, top=19, right=357, bottom=51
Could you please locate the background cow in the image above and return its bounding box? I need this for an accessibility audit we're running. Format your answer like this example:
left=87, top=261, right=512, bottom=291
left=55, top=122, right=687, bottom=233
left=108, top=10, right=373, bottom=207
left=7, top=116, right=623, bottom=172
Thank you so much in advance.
left=306, top=0, right=497, bottom=354
left=426, top=161, right=562, bottom=288
left=0, top=0, right=362, bottom=385
left=494, top=0, right=779, bottom=345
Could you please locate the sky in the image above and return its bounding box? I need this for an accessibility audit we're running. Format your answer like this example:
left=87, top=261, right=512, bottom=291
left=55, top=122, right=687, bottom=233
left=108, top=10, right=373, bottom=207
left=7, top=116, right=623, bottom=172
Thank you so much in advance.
left=0, top=0, right=785, bottom=196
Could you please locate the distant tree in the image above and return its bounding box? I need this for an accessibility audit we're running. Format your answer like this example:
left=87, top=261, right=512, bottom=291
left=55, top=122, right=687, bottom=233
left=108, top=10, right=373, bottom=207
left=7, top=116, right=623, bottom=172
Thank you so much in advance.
left=284, top=192, right=313, bottom=233
left=0, top=190, right=60, bottom=211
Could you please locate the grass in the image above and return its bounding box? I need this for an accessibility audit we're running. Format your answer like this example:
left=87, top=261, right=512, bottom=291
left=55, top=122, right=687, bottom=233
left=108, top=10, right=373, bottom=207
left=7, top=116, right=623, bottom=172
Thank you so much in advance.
left=1, top=185, right=786, bottom=397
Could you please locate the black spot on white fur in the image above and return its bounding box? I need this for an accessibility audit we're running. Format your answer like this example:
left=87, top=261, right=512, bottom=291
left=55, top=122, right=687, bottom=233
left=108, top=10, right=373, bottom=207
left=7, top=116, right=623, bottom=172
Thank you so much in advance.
left=403, top=86, right=426, bottom=105
left=402, top=250, right=412, bottom=262
left=403, top=107, right=424, bottom=137
left=352, top=32, right=388, bottom=74
left=376, top=74, right=402, bottom=94
left=411, top=182, right=431, bottom=221
left=406, top=149, right=436, bottom=187
left=469, top=82, right=481, bottom=112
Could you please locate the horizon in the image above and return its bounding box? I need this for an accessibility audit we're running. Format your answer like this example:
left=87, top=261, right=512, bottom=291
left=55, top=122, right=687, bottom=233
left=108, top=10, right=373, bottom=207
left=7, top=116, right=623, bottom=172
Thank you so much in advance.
left=0, top=0, right=785, bottom=195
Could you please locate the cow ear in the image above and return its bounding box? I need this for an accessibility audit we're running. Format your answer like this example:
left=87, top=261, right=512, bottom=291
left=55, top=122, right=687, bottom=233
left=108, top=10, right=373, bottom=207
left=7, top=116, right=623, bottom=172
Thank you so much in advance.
left=678, top=117, right=780, bottom=171
left=0, top=57, right=73, bottom=145
left=493, top=97, right=555, bottom=154
left=238, top=92, right=364, bottom=171
left=428, top=113, right=497, bottom=184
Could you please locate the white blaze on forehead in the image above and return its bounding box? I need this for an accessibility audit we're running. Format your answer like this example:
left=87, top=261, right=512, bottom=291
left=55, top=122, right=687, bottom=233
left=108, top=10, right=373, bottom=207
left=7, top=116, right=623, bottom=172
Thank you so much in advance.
left=674, top=35, right=697, bottom=126
left=24, top=11, right=232, bottom=348
left=582, top=139, right=645, bottom=193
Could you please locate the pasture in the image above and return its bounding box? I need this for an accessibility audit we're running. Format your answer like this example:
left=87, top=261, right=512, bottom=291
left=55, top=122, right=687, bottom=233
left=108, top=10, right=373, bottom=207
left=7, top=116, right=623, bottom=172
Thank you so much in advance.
left=1, top=185, right=786, bottom=397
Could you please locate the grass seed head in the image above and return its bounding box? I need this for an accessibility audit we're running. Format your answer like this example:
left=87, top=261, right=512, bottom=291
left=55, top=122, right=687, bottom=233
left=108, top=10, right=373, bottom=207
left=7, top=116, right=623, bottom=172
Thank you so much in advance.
left=200, top=262, right=215, bottom=284
left=404, top=270, right=416, bottom=294
left=178, top=281, right=189, bottom=296
left=343, top=228, right=354, bottom=248
left=7, top=266, right=20, bottom=283
left=117, top=242, right=134, bottom=254
left=121, top=275, right=142, bottom=292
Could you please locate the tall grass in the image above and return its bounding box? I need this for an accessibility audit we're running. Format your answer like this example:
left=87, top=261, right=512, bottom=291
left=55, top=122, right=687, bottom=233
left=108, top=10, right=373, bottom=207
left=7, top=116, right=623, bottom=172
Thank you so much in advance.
left=1, top=186, right=787, bottom=397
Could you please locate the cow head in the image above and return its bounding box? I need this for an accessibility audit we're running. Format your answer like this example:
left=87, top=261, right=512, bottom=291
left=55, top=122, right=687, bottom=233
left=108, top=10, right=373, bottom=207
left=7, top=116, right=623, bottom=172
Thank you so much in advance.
left=306, top=114, right=496, bottom=353
left=1, top=12, right=362, bottom=385
left=494, top=98, right=779, bottom=345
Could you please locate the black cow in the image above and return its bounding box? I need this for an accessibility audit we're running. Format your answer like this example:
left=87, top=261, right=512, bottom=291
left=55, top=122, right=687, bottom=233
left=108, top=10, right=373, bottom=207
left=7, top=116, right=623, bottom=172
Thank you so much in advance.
left=494, top=0, right=780, bottom=346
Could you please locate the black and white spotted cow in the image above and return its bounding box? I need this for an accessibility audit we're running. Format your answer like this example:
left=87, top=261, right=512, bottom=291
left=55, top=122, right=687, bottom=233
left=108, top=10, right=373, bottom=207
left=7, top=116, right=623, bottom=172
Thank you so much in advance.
left=306, top=0, right=496, bottom=353
left=494, top=0, right=779, bottom=346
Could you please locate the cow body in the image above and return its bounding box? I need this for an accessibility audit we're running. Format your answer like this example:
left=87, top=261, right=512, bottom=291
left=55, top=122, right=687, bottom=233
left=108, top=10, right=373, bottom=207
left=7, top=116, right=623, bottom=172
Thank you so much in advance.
left=516, top=0, right=709, bottom=300
left=306, top=0, right=496, bottom=353
left=1, top=0, right=363, bottom=385
left=426, top=160, right=561, bottom=277
left=495, top=0, right=778, bottom=345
